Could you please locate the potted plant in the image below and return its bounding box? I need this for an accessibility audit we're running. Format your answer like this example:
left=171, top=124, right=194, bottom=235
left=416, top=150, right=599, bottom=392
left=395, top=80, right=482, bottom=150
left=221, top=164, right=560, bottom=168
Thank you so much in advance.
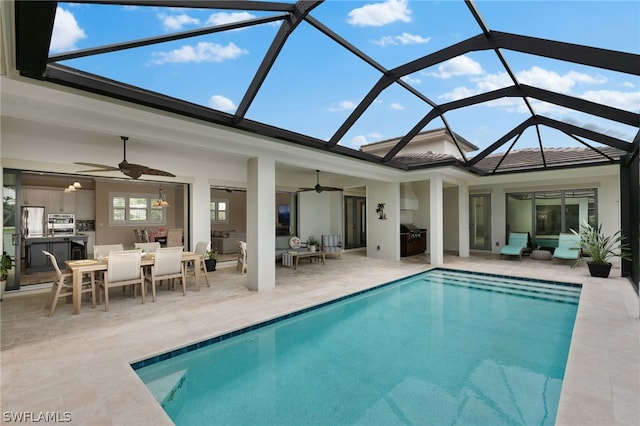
left=1, top=251, right=14, bottom=301
left=205, top=248, right=218, bottom=271
left=571, top=220, right=631, bottom=278
left=307, top=235, right=319, bottom=252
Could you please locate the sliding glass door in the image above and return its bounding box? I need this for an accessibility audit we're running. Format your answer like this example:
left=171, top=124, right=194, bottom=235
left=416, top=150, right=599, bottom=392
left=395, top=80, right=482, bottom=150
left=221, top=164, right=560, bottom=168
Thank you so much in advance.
left=469, top=194, right=491, bottom=250
left=3, top=170, right=20, bottom=291
left=506, top=188, right=597, bottom=248
left=344, top=196, right=366, bottom=249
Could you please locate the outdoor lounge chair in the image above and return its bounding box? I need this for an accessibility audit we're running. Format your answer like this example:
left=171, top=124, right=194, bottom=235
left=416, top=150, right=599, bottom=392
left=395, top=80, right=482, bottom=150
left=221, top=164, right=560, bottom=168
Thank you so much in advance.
left=552, top=233, right=581, bottom=261
left=500, top=232, right=530, bottom=260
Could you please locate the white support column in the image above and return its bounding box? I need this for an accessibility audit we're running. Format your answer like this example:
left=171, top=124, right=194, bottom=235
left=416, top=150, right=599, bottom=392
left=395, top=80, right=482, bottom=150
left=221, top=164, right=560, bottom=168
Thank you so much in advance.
left=246, top=157, right=275, bottom=291
left=458, top=183, right=470, bottom=258
left=191, top=174, right=212, bottom=251
left=430, top=175, right=444, bottom=266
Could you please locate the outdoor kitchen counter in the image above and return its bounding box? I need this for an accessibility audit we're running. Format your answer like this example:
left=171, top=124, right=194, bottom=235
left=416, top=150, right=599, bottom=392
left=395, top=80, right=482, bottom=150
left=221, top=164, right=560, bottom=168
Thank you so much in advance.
left=24, top=234, right=88, bottom=273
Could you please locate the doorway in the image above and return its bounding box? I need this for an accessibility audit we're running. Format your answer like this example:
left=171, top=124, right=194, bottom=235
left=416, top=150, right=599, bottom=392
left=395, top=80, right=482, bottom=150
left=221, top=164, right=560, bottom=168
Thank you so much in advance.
left=344, top=196, right=366, bottom=249
left=3, top=170, right=20, bottom=290
left=469, top=193, right=491, bottom=251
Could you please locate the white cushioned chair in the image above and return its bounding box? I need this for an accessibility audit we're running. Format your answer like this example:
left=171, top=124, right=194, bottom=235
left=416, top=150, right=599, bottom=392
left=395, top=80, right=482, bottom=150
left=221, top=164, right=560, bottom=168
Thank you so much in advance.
left=321, top=235, right=343, bottom=258
left=146, top=247, right=186, bottom=300
left=135, top=242, right=161, bottom=253
left=101, top=251, right=145, bottom=311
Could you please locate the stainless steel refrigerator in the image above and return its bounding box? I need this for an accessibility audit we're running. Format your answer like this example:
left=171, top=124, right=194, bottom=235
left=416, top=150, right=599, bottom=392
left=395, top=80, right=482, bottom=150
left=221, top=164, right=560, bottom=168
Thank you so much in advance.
left=21, top=206, right=46, bottom=238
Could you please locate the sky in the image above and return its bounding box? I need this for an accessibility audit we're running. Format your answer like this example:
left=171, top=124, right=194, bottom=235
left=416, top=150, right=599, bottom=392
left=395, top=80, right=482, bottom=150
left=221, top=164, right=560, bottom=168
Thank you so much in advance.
left=50, top=0, right=639, bottom=154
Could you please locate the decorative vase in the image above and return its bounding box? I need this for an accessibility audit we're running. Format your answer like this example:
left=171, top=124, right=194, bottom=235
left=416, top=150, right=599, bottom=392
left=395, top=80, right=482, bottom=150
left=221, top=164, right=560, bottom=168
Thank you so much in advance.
left=587, top=262, right=612, bottom=278
left=1, top=280, right=6, bottom=301
left=205, top=259, right=217, bottom=271
left=309, top=245, right=316, bottom=253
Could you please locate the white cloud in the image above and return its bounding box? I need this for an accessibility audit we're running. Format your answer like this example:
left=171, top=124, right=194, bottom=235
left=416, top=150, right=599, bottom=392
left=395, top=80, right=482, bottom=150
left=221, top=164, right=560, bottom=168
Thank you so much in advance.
left=374, top=32, right=430, bottom=46
left=151, top=42, right=248, bottom=64
left=350, top=135, right=369, bottom=147
left=209, top=95, right=236, bottom=112
left=157, top=13, right=200, bottom=31
left=390, top=103, right=404, bottom=110
left=516, top=66, right=584, bottom=93
left=50, top=7, right=86, bottom=52
left=328, top=100, right=357, bottom=112
left=581, top=90, right=640, bottom=112
left=474, top=71, right=512, bottom=92
left=401, top=75, right=422, bottom=85
left=439, top=86, right=479, bottom=102
left=348, top=0, right=411, bottom=27
left=425, top=55, right=483, bottom=79
left=346, top=132, right=384, bottom=149
left=205, top=11, right=257, bottom=26
left=437, top=66, right=616, bottom=105
left=620, top=81, right=635, bottom=88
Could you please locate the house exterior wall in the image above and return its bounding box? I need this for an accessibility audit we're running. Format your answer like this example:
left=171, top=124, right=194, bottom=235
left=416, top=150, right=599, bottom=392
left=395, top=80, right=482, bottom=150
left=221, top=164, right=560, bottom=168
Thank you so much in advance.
left=0, top=76, right=627, bottom=277
left=466, top=166, right=621, bottom=262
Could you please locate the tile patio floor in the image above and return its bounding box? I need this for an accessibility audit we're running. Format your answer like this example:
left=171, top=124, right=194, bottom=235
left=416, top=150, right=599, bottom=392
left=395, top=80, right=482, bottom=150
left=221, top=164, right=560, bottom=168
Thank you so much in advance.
left=1, top=251, right=638, bottom=425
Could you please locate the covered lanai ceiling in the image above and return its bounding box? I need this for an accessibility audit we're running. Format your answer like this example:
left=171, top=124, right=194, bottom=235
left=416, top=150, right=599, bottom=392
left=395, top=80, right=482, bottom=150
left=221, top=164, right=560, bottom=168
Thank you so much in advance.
left=10, top=0, right=640, bottom=175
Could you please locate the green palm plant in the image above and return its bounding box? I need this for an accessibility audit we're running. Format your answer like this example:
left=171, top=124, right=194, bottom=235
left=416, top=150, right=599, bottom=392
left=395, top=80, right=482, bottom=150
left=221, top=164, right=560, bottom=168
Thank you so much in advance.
left=1, top=251, right=13, bottom=281
left=570, top=220, right=631, bottom=268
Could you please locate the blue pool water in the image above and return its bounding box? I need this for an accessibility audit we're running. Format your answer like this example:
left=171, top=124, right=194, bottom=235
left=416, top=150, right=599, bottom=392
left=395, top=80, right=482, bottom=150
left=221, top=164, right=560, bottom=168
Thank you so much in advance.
left=133, top=268, right=580, bottom=425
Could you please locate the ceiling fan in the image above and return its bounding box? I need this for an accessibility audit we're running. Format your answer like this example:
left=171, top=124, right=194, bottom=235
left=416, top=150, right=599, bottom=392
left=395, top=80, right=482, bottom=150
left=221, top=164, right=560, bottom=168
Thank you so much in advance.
left=75, top=136, right=176, bottom=179
left=298, top=170, right=343, bottom=193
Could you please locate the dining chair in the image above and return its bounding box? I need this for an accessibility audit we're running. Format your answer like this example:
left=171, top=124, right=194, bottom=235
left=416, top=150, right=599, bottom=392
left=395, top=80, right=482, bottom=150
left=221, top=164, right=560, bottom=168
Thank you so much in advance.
left=101, top=251, right=145, bottom=311
left=93, top=244, right=124, bottom=260
left=145, top=247, right=186, bottom=301
left=166, top=228, right=183, bottom=247
left=92, top=244, right=125, bottom=295
left=43, top=250, right=96, bottom=316
left=133, top=228, right=145, bottom=243
left=192, top=241, right=211, bottom=287
left=237, top=241, right=247, bottom=275
left=134, top=242, right=161, bottom=253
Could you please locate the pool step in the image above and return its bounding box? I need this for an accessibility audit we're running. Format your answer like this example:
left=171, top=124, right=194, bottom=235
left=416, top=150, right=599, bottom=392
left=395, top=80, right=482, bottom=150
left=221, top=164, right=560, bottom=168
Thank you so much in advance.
left=145, top=369, right=187, bottom=408
left=424, top=270, right=580, bottom=304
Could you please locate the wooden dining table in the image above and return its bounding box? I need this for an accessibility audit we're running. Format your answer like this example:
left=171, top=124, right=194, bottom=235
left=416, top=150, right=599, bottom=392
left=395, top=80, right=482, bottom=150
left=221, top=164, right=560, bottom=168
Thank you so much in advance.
left=65, top=251, right=202, bottom=314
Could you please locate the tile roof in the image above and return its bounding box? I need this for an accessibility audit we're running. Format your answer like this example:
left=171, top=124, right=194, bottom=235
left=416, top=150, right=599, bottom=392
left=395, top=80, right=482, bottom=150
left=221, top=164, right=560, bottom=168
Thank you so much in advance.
left=394, top=146, right=626, bottom=174
left=472, top=146, right=626, bottom=174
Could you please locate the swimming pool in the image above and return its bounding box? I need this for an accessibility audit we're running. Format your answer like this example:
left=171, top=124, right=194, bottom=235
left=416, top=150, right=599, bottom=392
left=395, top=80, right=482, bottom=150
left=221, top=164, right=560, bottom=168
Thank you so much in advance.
left=133, top=268, right=580, bottom=425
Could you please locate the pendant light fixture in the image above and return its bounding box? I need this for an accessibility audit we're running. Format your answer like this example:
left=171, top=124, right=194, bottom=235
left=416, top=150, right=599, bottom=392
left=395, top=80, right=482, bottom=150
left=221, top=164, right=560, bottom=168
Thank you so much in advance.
left=64, top=178, right=76, bottom=193
left=152, top=188, right=170, bottom=207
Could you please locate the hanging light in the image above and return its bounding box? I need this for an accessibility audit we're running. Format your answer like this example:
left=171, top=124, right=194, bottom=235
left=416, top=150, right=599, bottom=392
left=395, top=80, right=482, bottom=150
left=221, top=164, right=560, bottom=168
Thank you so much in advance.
left=64, top=178, right=76, bottom=192
left=152, top=188, right=170, bottom=207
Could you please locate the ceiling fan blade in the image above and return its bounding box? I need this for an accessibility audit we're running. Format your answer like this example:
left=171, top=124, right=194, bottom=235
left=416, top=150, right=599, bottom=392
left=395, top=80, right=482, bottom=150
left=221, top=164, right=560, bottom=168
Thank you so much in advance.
left=297, top=170, right=343, bottom=193
left=122, top=162, right=176, bottom=179
left=74, top=162, right=120, bottom=172
left=75, top=137, right=175, bottom=179
left=142, top=167, right=176, bottom=178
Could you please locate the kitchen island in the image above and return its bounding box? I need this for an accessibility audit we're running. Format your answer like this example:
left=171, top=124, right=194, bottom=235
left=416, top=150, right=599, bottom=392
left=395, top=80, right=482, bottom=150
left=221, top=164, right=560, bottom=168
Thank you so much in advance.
left=24, top=234, right=89, bottom=273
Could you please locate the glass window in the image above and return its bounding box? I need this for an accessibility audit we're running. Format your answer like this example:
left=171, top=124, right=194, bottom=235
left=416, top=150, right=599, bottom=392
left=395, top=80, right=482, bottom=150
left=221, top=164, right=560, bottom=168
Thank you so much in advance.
left=211, top=199, right=228, bottom=223
left=506, top=188, right=597, bottom=247
left=110, top=193, right=165, bottom=225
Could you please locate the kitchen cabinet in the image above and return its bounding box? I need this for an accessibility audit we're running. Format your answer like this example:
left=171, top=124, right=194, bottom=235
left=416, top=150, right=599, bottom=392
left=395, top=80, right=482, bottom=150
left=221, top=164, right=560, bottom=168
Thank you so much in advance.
left=22, top=188, right=47, bottom=206
left=400, top=230, right=427, bottom=257
left=76, top=190, right=95, bottom=220
left=22, top=187, right=77, bottom=215
left=24, top=235, right=88, bottom=273
left=47, top=190, right=77, bottom=214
